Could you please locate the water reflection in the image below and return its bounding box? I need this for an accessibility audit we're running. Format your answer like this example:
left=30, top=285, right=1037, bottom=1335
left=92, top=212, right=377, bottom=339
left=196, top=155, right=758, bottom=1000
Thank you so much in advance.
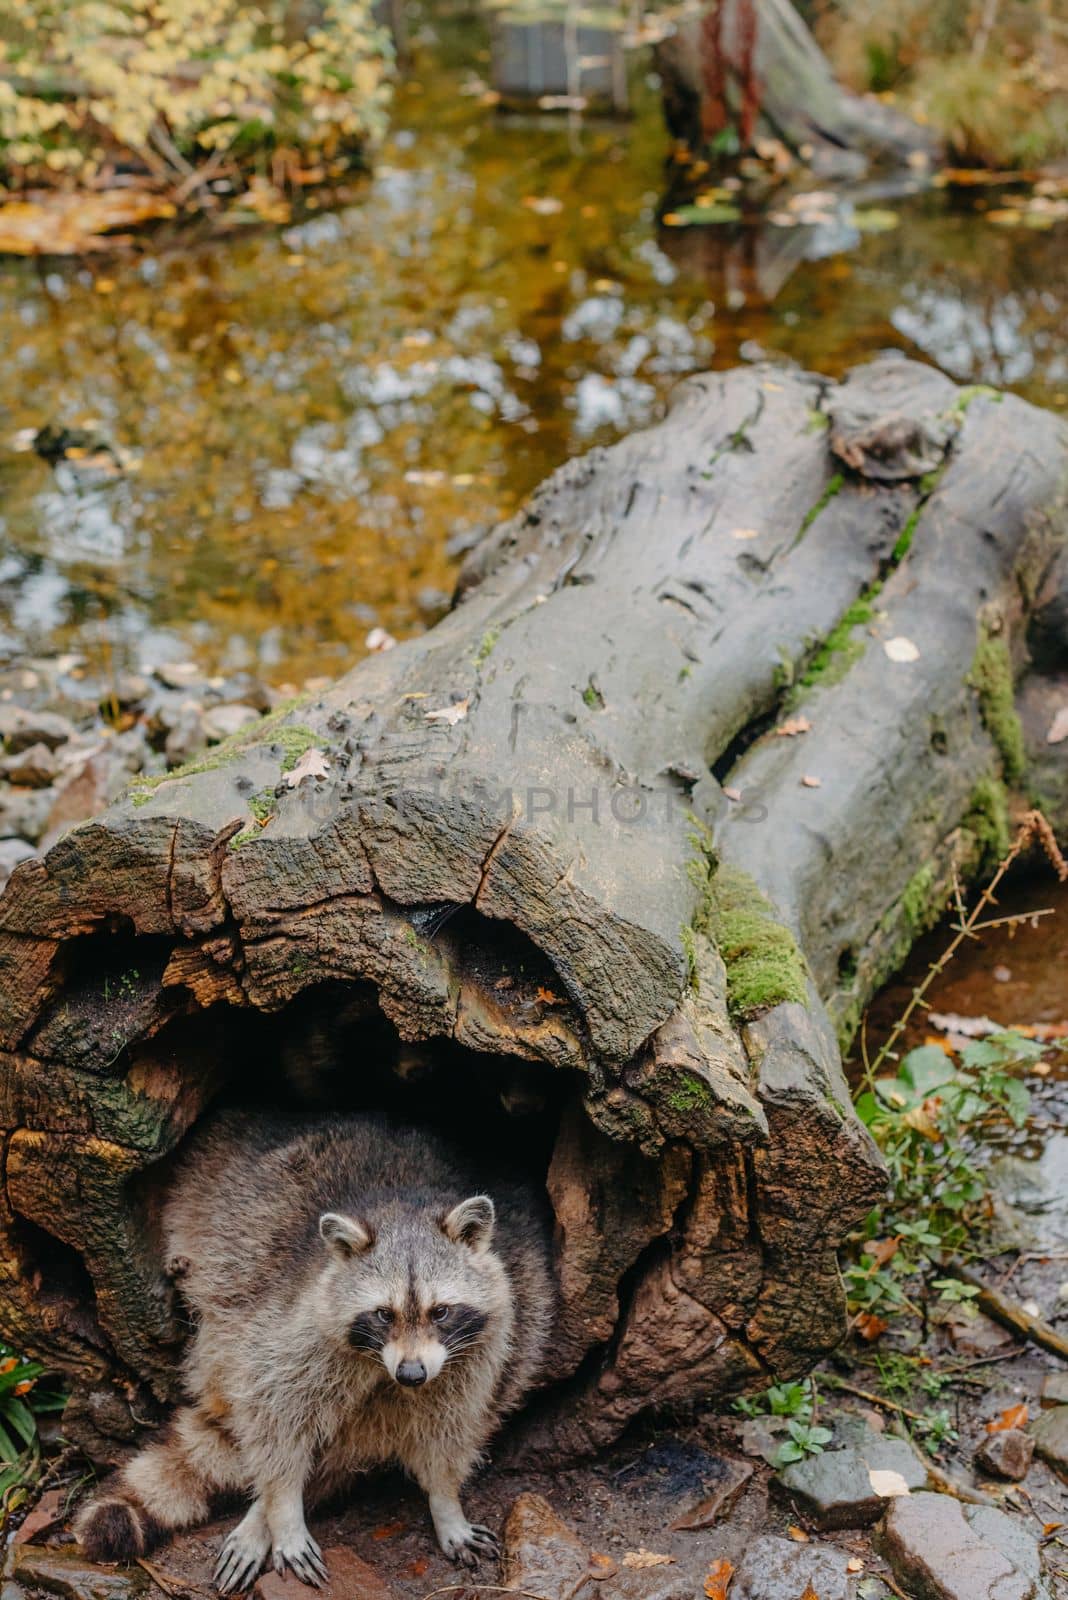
left=0, top=11, right=1064, bottom=687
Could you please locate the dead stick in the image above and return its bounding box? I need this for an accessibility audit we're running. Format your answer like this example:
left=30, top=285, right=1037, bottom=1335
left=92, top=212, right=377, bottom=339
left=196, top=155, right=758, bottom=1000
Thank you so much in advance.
left=949, top=1261, right=1068, bottom=1362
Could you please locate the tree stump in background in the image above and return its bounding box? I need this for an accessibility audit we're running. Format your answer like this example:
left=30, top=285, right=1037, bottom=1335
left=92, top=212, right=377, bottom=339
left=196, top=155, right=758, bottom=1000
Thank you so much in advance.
left=0, top=355, right=1064, bottom=1464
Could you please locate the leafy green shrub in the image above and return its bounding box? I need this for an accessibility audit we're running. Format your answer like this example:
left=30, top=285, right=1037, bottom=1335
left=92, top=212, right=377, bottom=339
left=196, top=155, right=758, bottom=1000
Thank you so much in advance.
left=0, top=1344, right=66, bottom=1520
left=0, top=0, right=393, bottom=187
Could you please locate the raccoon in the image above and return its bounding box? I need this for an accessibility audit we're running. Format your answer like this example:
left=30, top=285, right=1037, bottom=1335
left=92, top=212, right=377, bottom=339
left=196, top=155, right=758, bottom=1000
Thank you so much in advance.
left=75, top=1111, right=554, bottom=1591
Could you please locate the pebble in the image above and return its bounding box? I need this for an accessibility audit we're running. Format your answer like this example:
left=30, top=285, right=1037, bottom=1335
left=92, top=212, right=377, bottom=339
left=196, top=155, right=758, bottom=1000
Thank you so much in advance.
left=202, top=703, right=260, bottom=742
left=0, top=838, right=36, bottom=887
left=732, top=1533, right=854, bottom=1600
left=0, top=785, right=55, bottom=844
left=776, top=1416, right=927, bottom=1529
left=975, top=1427, right=1034, bottom=1481
left=0, top=742, right=59, bottom=788
left=878, top=1491, right=1041, bottom=1600
left=0, top=705, right=77, bottom=752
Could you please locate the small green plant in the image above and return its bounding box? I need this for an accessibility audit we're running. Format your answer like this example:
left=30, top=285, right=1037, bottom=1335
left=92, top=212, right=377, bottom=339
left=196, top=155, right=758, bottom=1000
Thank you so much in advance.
left=733, top=1379, right=832, bottom=1465
left=776, top=1418, right=835, bottom=1465
left=0, top=1345, right=66, bottom=1523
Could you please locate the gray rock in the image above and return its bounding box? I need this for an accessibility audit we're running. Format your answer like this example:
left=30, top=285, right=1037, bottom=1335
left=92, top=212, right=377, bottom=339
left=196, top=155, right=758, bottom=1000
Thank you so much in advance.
left=777, top=1419, right=927, bottom=1529
left=202, top=703, right=260, bottom=742
left=154, top=660, right=204, bottom=690
left=1041, top=1372, right=1068, bottom=1405
left=0, top=785, right=54, bottom=844
left=733, top=1534, right=854, bottom=1600
left=0, top=705, right=77, bottom=752
left=964, top=1505, right=1047, bottom=1593
left=164, top=708, right=209, bottom=765
left=740, top=1416, right=791, bottom=1464
left=0, top=838, right=35, bottom=887
left=975, top=1428, right=1034, bottom=1482
left=878, top=1491, right=1040, bottom=1600
left=112, top=672, right=151, bottom=706
left=0, top=741, right=59, bottom=787
left=1029, top=1405, right=1068, bottom=1472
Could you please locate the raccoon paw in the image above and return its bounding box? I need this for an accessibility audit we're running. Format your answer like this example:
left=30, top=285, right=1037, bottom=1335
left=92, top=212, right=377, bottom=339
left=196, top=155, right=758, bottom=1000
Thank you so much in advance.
left=272, top=1529, right=328, bottom=1588
left=444, top=1523, right=500, bottom=1569
left=214, top=1516, right=271, bottom=1594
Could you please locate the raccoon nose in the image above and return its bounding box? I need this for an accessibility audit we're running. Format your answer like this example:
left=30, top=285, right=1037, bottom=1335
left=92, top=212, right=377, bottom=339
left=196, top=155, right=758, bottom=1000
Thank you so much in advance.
left=395, top=1360, right=427, bottom=1388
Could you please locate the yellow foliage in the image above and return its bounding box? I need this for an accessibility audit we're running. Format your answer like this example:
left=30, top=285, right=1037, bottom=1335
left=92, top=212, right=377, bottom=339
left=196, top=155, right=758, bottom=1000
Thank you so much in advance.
left=0, top=0, right=394, bottom=186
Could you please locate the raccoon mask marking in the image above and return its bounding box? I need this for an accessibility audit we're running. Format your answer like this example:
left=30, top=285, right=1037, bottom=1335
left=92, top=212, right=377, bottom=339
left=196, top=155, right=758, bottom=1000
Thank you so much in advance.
left=319, top=1195, right=495, bottom=1389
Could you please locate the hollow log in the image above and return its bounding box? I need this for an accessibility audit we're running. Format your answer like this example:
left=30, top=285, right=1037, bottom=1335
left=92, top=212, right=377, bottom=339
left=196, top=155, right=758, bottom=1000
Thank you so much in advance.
left=656, top=0, right=940, bottom=177
left=0, top=356, right=1065, bottom=1467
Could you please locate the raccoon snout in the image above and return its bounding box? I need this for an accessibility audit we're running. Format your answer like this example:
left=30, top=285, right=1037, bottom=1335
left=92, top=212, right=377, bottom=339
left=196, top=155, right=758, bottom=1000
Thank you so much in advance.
left=395, top=1359, right=427, bottom=1387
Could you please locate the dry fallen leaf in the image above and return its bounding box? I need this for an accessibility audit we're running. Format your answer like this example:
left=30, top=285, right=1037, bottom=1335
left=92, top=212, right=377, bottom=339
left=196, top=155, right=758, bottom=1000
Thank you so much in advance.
left=787, top=1525, right=809, bottom=1541
left=535, top=986, right=562, bottom=1006
left=1043, top=1521, right=1063, bottom=1536
left=884, top=636, right=920, bottom=663
left=730, top=527, right=762, bottom=540
left=704, top=1557, right=734, bottom=1599
left=425, top=698, right=470, bottom=726
left=284, top=748, right=330, bottom=787
left=775, top=715, right=812, bottom=737
left=800, top=774, right=822, bottom=788
left=798, top=1585, right=821, bottom=1600
left=854, top=1310, right=889, bottom=1342
left=1047, top=707, right=1068, bottom=745
left=864, top=1236, right=901, bottom=1268
left=987, top=1402, right=1028, bottom=1433
left=723, top=785, right=742, bottom=802
left=869, top=1468, right=911, bottom=1498
left=588, top=1552, right=618, bottom=1579
left=371, top=1519, right=405, bottom=1539
left=622, top=1549, right=675, bottom=1569
left=846, top=1557, right=864, bottom=1572
left=522, top=194, right=564, bottom=215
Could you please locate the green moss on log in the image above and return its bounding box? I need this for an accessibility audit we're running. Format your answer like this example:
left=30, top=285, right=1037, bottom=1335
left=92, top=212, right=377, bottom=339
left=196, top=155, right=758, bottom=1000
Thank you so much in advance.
left=129, top=697, right=314, bottom=803
left=963, top=773, right=1012, bottom=864
left=703, top=863, right=809, bottom=1022
left=969, top=628, right=1025, bottom=781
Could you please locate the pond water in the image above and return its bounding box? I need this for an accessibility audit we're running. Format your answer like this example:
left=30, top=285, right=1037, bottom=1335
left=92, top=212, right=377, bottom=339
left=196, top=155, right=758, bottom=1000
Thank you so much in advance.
left=0, top=2, right=1066, bottom=688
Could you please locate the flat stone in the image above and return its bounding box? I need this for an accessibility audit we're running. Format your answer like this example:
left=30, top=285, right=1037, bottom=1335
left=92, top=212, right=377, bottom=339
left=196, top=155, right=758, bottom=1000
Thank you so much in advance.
left=0, top=706, right=77, bottom=752
left=777, top=1423, right=927, bottom=1530
left=739, top=1416, right=791, bottom=1464
left=253, top=1546, right=394, bottom=1600
left=1041, top=1372, right=1068, bottom=1404
left=202, top=703, right=260, bottom=742
left=670, top=1455, right=755, bottom=1529
left=964, top=1506, right=1046, bottom=1591
left=878, top=1491, right=1040, bottom=1600
left=154, top=661, right=204, bottom=690
left=0, top=838, right=36, bottom=887
left=732, top=1534, right=853, bottom=1600
left=4, top=1545, right=148, bottom=1600
left=1029, top=1405, right=1068, bottom=1471
left=500, top=1492, right=592, bottom=1599
left=1, top=742, right=58, bottom=787
left=975, top=1429, right=1034, bottom=1482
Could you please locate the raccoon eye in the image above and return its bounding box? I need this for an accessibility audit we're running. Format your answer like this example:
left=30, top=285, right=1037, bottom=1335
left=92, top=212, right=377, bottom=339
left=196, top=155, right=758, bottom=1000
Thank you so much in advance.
left=375, top=1307, right=394, bottom=1325
left=430, top=1304, right=451, bottom=1324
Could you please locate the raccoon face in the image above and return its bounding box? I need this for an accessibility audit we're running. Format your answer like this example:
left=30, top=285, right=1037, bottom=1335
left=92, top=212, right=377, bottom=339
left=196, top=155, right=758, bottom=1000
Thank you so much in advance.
left=318, top=1195, right=498, bottom=1387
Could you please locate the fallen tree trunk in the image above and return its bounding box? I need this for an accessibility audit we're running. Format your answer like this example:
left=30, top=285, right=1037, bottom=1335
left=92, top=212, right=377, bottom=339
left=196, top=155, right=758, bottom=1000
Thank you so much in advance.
left=656, top=0, right=940, bottom=178
left=0, top=357, right=1065, bottom=1466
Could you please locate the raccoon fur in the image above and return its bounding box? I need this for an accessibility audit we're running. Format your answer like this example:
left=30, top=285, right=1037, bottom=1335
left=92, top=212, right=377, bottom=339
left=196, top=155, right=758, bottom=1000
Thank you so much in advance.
left=75, top=1111, right=554, bottom=1591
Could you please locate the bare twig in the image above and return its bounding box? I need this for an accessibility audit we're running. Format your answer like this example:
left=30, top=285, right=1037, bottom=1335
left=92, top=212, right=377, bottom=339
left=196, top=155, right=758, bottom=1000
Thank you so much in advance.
left=864, top=810, right=1067, bottom=1086
left=947, top=1259, right=1068, bottom=1361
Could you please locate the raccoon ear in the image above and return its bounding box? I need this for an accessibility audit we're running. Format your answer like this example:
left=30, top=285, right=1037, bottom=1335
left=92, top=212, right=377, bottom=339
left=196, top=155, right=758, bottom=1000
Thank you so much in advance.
left=442, top=1195, right=495, bottom=1252
left=319, top=1212, right=374, bottom=1258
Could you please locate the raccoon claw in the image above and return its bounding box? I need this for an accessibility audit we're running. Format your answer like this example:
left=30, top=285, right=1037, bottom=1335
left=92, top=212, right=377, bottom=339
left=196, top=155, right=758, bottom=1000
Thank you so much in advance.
left=273, top=1532, right=328, bottom=1588
left=446, top=1524, right=500, bottom=1568
left=215, top=1533, right=269, bottom=1595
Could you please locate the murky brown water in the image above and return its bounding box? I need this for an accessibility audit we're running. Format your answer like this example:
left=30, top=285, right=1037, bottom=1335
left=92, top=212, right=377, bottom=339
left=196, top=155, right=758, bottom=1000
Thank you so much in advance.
left=0, top=2, right=1066, bottom=688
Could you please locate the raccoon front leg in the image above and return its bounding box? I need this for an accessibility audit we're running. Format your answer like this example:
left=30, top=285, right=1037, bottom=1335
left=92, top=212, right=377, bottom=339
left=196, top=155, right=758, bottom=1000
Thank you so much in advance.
left=409, top=1446, right=499, bottom=1569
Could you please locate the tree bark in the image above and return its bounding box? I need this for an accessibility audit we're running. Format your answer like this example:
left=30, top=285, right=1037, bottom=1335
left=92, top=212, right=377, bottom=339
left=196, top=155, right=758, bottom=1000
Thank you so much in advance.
left=656, top=0, right=941, bottom=177
left=0, top=356, right=1064, bottom=1465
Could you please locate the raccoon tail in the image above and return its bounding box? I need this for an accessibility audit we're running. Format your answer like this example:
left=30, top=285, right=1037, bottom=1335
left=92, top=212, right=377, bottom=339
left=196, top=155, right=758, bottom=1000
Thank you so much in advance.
left=76, top=1408, right=227, bottom=1562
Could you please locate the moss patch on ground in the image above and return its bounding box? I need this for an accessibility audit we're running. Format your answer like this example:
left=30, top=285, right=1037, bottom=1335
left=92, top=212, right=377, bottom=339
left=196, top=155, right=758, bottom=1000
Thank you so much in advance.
left=969, top=628, right=1025, bottom=782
